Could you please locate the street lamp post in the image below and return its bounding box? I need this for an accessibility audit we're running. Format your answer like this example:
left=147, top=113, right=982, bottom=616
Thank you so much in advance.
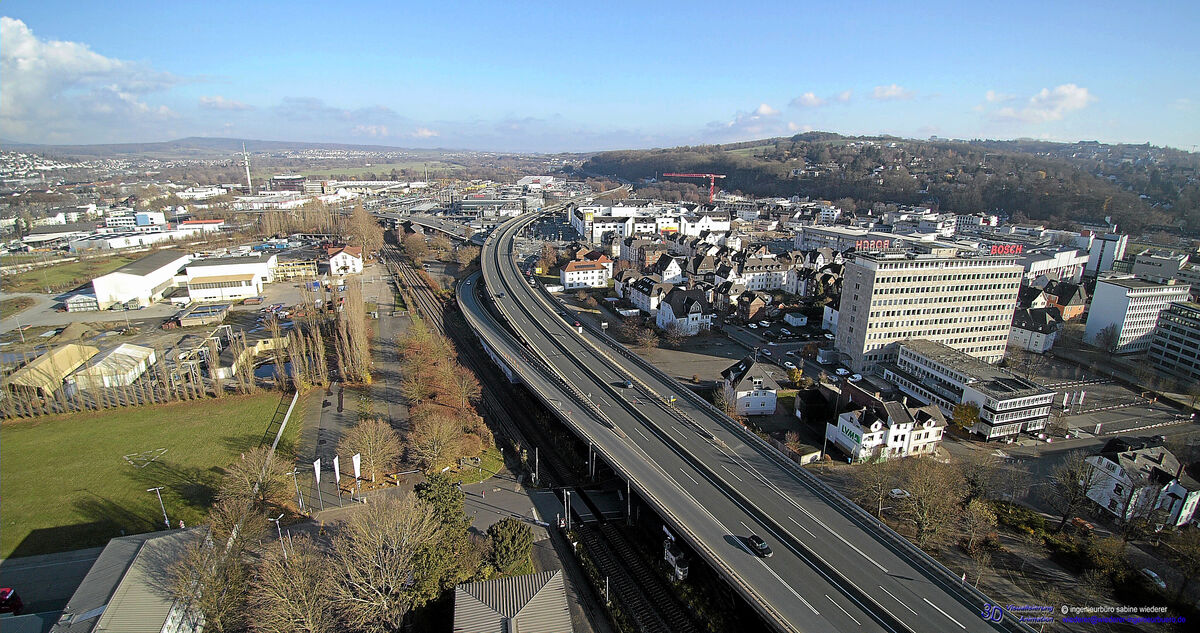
left=147, top=486, right=169, bottom=529
left=268, top=513, right=286, bottom=560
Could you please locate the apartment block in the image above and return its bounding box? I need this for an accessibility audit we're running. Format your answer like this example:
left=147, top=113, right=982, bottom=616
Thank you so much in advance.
left=1084, top=275, right=1191, bottom=354
left=1148, top=301, right=1200, bottom=382
left=835, top=248, right=1023, bottom=372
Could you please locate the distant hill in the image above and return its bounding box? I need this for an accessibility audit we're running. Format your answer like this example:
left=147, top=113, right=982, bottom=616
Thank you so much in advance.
left=0, top=136, right=453, bottom=159
left=582, top=133, right=1200, bottom=235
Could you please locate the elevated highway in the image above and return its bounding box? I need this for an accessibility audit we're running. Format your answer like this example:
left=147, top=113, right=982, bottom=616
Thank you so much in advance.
left=463, top=210, right=1033, bottom=633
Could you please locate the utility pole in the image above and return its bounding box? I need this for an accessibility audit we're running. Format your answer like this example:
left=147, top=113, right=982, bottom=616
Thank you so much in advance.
left=534, top=447, right=539, bottom=486
left=291, top=468, right=304, bottom=511
left=147, top=486, right=169, bottom=529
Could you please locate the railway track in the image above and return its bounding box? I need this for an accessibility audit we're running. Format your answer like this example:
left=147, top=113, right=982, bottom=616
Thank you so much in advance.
left=382, top=245, right=700, bottom=633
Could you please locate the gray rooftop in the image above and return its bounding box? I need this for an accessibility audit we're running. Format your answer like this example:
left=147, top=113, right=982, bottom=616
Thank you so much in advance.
left=453, top=570, right=572, bottom=633
left=108, top=249, right=189, bottom=277
left=899, top=339, right=1053, bottom=400
left=187, top=253, right=274, bottom=267
left=51, top=528, right=203, bottom=633
left=1098, top=275, right=1186, bottom=291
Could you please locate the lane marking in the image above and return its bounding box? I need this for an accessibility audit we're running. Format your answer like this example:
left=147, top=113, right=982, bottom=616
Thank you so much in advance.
left=794, top=505, right=889, bottom=573
left=671, top=425, right=687, bottom=439
left=634, top=427, right=651, bottom=441
left=826, top=595, right=862, bottom=626
left=721, top=464, right=744, bottom=482
left=923, top=598, right=966, bottom=630
left=878, top=585, right=917, bottom=615
left=679, top=469, right=700, bottom=485
left=787, top=516, right=815, bottom=538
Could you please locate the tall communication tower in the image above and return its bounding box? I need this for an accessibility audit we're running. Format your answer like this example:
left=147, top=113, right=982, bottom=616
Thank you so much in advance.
left=242, top=142, right=254, bottom=195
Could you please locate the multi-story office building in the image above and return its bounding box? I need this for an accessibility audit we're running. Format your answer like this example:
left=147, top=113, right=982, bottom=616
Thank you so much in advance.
left=1082, top=232, right=1128, bottom=278
left=881, top=339, right=1056, bottom=440
left=793, top=225, right=904, bottom=252
left=1131, top=249, right=1188, bottom=283
left=1084, top=275, right=1191, bottom=354
left=835, top=247, right=1023, bottom=372
left=1148, top=301, right=1200, bottom=381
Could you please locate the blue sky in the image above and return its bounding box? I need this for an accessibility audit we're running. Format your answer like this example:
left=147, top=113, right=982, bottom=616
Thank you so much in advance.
left=3, top=0, right=1197, bottom=151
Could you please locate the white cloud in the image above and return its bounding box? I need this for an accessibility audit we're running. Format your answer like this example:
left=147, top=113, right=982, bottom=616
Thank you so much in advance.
left=787, top=122, right=813, bottom=133
left=0, top=17, right=178, bottom=142
left=834, top=90, right=853, bottom=103
left=352, top=124, right=390, bottom=137
left=993, top=84, right=1095, bottom=123
left=870, top=84, right=914, bottom=101
left=754, top=103, right=779, bottom=116
left=985, top=90, right=1015, bottom=103
left=412, top=127, right=439, bottom=138
left=790, top=92, right=825, bottom=108
left=199, top=95, right=253, bottom=111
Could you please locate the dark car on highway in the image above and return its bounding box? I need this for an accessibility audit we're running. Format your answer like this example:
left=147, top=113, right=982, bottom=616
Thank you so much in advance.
left=747, top=534, right=772, bottom=558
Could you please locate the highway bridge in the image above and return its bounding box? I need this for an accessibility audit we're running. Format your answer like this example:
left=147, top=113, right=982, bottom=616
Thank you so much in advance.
left=463, top=209, right=1033, bottom=633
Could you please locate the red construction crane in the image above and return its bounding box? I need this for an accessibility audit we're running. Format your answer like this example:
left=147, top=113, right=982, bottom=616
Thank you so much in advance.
left=662, top=173, right=726, bottom=204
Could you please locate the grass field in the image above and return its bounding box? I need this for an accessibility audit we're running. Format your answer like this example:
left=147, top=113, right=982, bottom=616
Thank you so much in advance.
left=0, top=392, right=303, bottom=558
left=3, top=254, right=141, bottom=294
left=0, top=296, right=36, bottom=318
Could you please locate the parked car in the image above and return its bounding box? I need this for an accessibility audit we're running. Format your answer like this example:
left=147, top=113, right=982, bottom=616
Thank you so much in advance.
left=747, top=535, right=773, bottom=558
left=835, top=368, right=850, bottom=376
left=758, top=320, right=770, bottom=327
left=761, top=349, right=772, bottom=356
left=849, top=374, right=862, bottom=382
left=889, top=488, right=911, bottom=499
left=781, top=328, right=792, bottom=335
left=1138, top=568, right=1167, bottom=590
left=747, top=323, right=758, bottom=329
left=783, top=361, right=797, bottom=369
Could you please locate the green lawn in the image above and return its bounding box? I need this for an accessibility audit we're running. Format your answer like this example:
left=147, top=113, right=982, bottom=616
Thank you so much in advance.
left=0, top=392, right=303, bottom=558
left=452, top=446, right=505, bottom=485
left=3, top=254, right=141, bottom=294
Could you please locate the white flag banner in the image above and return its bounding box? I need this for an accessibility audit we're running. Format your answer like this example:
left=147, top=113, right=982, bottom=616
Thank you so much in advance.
left=1078, top=391, right=1086, bottom=406
left=1063, top=392, right=1069, bottom=407
left=333, top=456, right=341, bottom=485
left=352, top=453, right=362, bottom=480
left=313, top=458, right=321, bottom=487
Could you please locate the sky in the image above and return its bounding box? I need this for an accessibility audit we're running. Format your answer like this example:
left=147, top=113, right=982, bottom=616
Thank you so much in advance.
left=2, top=0, right=1198, bottom=152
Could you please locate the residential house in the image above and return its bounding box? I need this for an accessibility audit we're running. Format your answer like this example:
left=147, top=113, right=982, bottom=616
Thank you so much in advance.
left=326, top=245, right=364, bottom=276
left=1009, top=307, right=1064, bottom=353
left=1085, top=437, right=1200, bottom=528
left=648, top=253, right=685, bottom=284
left=721, top=357, right=779, bottom=416
left=657, top=288, right=714, bottom=336
left=627, top=275, right=672, bottom=315
left=560, top=260, right=611, bottom=290
left=736, top=291, right=770, bottom=322
left=826, top=393, right=947, bottom=462
left=1041, top=280, right=1088, bottom=320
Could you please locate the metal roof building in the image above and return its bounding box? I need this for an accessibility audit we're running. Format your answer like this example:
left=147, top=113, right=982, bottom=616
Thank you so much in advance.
left=453, top=570, right=572, bottom=633
left=51, top=528, right=204, bottom=633
left=5, top=343, right=99, bottom=395
left=69, top=343, right=157, bottom=391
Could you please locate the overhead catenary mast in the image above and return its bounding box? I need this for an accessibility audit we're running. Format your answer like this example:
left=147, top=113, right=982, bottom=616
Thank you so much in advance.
left=242, top=142, right=254, bottom=195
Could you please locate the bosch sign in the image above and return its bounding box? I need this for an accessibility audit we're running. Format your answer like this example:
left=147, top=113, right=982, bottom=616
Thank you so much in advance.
left=989, top=244, right=1024, bottom=255
left=855, top=239, right=891, bottom=250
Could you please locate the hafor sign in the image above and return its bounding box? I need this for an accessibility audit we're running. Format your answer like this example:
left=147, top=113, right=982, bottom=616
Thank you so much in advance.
left=855, top=239, right=891, bottom=250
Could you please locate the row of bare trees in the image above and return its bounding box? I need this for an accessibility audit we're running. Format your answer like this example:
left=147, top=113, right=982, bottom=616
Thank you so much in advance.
left=0, top=339, right=235, bottom=419
left=398, top=319, right=487, bottom=471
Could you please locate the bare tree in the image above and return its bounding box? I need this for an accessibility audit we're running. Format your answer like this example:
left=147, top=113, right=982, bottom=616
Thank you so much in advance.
left=995, top=462, right=1033, bottom=503
left=1046, top=450, right=1100, bottom=532
left=1093, top=324, right=1119, bottom=353
left=634, top=327, right=659, bottom=349
left=1164, top=528, right=1200, bottom=601
left=897, top=457, right=966, bottom=547
left=338, top=418, right=402, bottom=483
left=248, top=534, right=337, bottom=633
left=408, top=406, right=464, bottom=472
left=962, top=498, right=997, bottom=553
left=850, top=459, right=899, bottom=518
left=329, top=494, right=444, bottom=632
left=957, top=452, right=1001, bottom=503
left=447, top=367, right=482, bottom=410
left=217, top=446, right=294, bottom=511
left=166, top=531, right=250, bottom=633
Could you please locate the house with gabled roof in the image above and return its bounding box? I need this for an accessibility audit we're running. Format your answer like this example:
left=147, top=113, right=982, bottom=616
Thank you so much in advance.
left=453, top=570, right=572, bottom=633
left=721, top=356, right=779, bottom=416
left=657, top=287, right=714, bottom=336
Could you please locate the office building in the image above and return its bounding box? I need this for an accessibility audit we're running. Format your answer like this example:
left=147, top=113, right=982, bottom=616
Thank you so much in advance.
left=835, top=248, right=1023, bottom=372
left=1084, top=275, right=1191, bottom=354
left=880, top=339, right=1056, bottom=440
left=1131, top=249, right=1188, bottom=283
left=560, top=260, right=611, bottom=290
left=793, top=225, right=904, bottom=252
left=1148, top=301, right=1200, bottom=381
left=1082, top=232, right=1128, bottom=278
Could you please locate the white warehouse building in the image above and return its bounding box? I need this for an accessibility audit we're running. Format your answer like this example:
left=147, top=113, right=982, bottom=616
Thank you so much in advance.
left=184, top=253, right=276, bottom=303
left=67, top=343, right=157, bottom=393
left=91, top=250, right=192, bottom=309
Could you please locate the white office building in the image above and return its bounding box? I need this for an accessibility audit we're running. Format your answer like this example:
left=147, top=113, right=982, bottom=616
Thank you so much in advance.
left=560, top=260, right=611, bottom=289
left=881, top=339, right=1056, bottom=440
left=1084, top=275, right=1191, bottom=354
left=1081, top=232, right=1128, bottom=277
left=836, top=248, right=1023, bottom=372
left=184, top=253, right=276, bottom=303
